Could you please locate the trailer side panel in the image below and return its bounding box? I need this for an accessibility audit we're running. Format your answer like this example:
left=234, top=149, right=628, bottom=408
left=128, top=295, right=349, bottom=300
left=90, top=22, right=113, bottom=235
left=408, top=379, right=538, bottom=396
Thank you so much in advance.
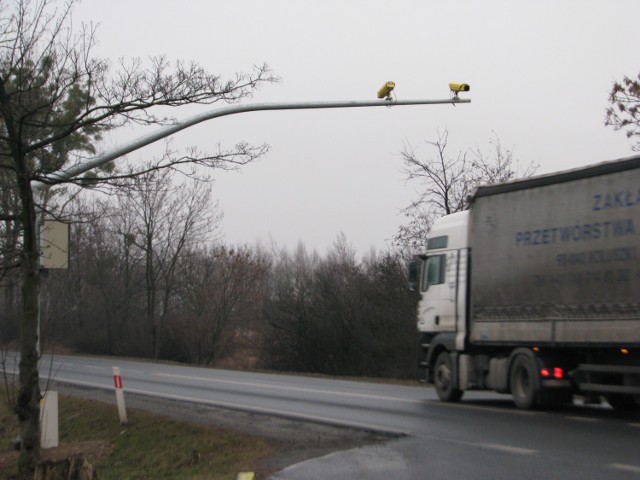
left=469, top=159, right=640, bottom=345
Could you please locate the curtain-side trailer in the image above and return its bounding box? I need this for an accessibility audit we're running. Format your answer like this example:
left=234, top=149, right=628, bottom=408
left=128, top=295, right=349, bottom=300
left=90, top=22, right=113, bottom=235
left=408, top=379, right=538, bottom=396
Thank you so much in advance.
left=410, top=155, right=640, bottom=410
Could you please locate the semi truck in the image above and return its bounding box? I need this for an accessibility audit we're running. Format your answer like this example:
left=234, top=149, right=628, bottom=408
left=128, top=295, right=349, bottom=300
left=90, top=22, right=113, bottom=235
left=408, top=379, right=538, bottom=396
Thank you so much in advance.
left=409, top=155, right=640, bottom=410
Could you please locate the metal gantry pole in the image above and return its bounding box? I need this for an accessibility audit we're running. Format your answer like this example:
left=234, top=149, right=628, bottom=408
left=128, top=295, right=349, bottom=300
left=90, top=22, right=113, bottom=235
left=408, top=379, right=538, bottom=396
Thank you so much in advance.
left=38, top=97, right=470, bottom=186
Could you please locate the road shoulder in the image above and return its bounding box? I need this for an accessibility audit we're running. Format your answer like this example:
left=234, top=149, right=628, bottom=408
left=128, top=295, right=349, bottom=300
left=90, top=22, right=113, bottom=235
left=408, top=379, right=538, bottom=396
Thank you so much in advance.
left=49, top=382, right=395, bottom=475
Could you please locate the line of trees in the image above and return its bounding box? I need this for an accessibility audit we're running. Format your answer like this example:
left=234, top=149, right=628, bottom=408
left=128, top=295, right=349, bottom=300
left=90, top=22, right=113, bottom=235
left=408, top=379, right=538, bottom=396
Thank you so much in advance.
left=1, top=174, right=421, bottom=379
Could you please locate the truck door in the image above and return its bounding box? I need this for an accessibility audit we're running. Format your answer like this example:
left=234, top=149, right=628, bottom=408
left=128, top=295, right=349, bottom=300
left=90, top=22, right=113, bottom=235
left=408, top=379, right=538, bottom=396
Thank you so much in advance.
left=417, top=249, right=459, bottom=332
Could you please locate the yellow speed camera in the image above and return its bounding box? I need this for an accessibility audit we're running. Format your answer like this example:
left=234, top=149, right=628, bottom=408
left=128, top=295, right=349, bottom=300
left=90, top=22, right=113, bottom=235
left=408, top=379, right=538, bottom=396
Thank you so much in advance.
left=377, top=81, right=396, bottom=99
left=449, top=82, right=470, bottom=93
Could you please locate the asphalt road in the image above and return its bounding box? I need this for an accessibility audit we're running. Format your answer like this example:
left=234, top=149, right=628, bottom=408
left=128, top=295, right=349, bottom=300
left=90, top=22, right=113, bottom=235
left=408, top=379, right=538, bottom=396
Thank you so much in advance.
left=6, top=354, right=640, bottom=479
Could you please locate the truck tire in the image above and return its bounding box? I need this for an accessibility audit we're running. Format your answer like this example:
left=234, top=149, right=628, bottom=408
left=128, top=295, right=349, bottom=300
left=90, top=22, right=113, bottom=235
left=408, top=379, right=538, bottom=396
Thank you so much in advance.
left=434, top=351, right=463, bottom=402
left=510, top=355, right=538, bottom=409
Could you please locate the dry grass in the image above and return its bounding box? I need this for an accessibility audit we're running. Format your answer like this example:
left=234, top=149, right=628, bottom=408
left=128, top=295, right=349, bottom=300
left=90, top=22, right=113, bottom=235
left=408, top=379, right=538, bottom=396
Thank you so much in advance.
left=0, top=394, right=273, bottom=479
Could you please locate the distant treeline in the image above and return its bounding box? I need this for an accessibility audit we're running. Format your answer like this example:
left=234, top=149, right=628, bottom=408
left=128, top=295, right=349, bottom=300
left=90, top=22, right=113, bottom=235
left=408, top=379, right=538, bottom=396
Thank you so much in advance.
left=1, top=201, right=420, bottom=379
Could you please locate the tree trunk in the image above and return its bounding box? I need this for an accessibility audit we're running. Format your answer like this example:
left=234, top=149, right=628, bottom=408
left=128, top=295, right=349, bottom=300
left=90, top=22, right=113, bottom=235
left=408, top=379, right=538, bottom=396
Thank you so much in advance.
left=16, top=174, right=41, bottom=477
left=2, top=219, right=19, bottom=341
left=146, top=236, right=158, bottom=358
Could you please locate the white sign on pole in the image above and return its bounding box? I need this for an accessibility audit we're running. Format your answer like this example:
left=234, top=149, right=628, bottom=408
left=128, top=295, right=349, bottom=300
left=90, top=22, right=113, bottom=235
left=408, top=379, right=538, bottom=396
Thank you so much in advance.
left=40, top=220, right=69, bottom=269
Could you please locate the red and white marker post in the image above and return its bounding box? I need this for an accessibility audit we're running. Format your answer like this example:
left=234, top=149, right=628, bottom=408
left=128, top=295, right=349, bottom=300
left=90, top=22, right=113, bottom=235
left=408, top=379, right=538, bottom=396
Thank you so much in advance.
left=112, top=366, right=128, bottom=424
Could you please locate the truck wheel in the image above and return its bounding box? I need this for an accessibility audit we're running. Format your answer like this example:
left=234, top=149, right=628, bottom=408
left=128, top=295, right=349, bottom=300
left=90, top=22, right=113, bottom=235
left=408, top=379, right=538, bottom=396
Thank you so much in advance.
left=434, top=351, right=463, bottom=402
left=510, top=355, right=538, bottom=409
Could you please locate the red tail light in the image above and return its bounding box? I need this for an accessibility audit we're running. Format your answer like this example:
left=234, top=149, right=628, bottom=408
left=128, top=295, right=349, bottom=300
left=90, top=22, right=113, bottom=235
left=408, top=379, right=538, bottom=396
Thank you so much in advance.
left=540, top=367, right=564, bottom=379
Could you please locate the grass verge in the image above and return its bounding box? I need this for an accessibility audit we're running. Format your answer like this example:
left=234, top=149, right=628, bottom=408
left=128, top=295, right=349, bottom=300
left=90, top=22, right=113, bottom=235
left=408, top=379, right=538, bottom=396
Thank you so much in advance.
left=0, top=394, right=273, bottom=479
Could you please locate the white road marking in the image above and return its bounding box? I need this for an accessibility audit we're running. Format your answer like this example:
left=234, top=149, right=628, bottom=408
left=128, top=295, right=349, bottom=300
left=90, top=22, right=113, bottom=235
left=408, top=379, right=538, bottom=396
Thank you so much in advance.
left=52, top=377, right=110, bottom=389
left=478, top=443, right=537, bottom=455
left=564, top=416, right=599, bottom=422
left=154, top=372, right=421, bottom=404
left=415, top=433, right=538, bottom=456
left=609, top=463, right=640, bottom=474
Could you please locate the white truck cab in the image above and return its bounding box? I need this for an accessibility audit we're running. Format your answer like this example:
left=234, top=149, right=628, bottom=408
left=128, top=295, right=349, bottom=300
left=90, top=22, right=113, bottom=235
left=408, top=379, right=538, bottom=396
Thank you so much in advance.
left=416, top=211, right=469, bottom=352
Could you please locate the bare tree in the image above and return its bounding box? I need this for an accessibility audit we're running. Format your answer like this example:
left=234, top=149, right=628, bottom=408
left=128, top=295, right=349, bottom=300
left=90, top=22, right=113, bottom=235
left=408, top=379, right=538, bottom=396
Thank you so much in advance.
left=37, top=195, right=146, bottom=356
left=605, top=72, right=640, bottom=151
left=395, top=130, right=536, bottom=253
left=114, top=162, right=217, bottom=358
left=359, top=250, right=420, bottom=378
left=0, top=187, right=21, bottom=343
left=176, top=245, right=266, bottom=366
left=0, top=0, right=275, bottom=473
left=263, top=242, right=319, bottom=372
left=1, top=348, right=18, bottom=410
left=263, top=238, right=419, bottom=378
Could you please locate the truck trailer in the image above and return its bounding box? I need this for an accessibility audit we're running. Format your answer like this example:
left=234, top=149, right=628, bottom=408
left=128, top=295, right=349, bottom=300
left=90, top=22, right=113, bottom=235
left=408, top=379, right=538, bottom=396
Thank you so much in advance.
left=410, top=155, right=640, bottom=410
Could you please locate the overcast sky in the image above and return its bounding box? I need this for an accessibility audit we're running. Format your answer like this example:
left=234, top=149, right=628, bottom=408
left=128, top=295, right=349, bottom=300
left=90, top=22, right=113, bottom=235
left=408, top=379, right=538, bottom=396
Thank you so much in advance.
left=74, top=0, right=639, bottom=255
